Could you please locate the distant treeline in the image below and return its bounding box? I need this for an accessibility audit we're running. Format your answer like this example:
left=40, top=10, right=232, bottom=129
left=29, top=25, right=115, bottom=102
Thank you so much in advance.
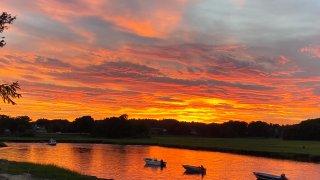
left=0, top=114, right=319, bottom=140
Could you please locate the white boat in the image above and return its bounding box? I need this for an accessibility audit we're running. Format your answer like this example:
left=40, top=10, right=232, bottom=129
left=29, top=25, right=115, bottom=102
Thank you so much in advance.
left=253, top=172, right=288, bottom=180
left=183, top=165, right=206, bottom=174
left=144, top=158, right=166, bottom=166
left=48, top=138, right=57, bottom=146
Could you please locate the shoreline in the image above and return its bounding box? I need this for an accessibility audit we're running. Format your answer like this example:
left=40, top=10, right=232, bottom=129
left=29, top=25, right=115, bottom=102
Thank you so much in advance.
left=1, top=136, right=320, bottom=163
left=0, top=159, right=110, bottom=180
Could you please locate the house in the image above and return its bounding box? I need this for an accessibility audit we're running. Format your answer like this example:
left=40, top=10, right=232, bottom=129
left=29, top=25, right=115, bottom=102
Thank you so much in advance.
left=3, top=129, right=11, bottom=136
left=150, top=128, right=167, bottom=135
left=32, top=124, right=47, bottom=133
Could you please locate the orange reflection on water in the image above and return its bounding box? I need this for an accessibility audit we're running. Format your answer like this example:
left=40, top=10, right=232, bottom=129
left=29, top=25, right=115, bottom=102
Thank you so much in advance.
left=0, top=143, right=319, bottom=180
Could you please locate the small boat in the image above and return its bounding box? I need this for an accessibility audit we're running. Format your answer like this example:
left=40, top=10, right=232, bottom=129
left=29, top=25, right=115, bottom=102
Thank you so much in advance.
left=183, top=165, right=206, bottom=174
left=48, top=138, right=57, bottom=146
left=253, top=172, right=288, bottom=180
left=144, top=158, right=166, bottom=167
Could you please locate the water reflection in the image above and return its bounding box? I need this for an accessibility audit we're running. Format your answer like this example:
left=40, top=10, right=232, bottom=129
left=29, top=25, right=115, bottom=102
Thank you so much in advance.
left=144, top=164, right=166, bottom=171
left=183, top=172, right=205, bottom=179
left=0, top=143, right=318, bottom=180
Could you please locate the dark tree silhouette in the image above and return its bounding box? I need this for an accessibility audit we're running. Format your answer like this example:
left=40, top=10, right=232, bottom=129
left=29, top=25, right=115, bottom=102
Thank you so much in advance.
left=0, top=12, right=20, bottom=105
left=72, top=116, right=94, bottom=133
left=0, top=82, right=21, bottom=105
left=92, top=115, right=134, bottom=138
left=119, top=114, right=128, bottom=120
left=248, top=121, right=270, bottom=137
left=283, top=118, right=320, bottom=140
left=0, top=12, right=16, bottom=47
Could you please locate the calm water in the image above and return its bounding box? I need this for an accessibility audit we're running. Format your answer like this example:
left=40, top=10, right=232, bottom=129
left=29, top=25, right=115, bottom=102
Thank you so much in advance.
left=0, top=143, right=318, bottom=180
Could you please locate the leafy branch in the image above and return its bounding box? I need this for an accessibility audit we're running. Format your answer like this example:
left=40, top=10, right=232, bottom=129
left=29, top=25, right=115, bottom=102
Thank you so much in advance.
left=0, top=12, right=16, bottom=47
left=0, top=82, right=21, bottom=105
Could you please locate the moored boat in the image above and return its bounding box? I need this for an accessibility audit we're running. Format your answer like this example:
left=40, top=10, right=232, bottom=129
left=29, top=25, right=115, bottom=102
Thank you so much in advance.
left=48, top=138, right=57, bottom=146
left=144, top=158, right=166, bottom=167
left=182, top=165, right=206, bottom=174
left=253, top=172, right=288, bottom=180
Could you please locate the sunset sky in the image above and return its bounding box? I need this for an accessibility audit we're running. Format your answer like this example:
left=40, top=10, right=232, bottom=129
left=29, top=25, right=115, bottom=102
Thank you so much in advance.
left=1, top=0, right=320, bottom=124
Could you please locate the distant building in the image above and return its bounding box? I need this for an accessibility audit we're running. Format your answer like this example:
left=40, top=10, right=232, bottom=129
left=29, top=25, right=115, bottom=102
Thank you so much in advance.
left=190, top=129, right=198, bottom=135
left=3, top=129, right=11, bottom=136
left=150, top=128, right=167, bottom=135
left=32, top=124, right=47, bottom=133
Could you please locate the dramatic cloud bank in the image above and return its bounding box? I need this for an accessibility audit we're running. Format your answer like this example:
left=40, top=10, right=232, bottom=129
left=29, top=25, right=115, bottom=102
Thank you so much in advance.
left=1, top=0, right=320, bottom=124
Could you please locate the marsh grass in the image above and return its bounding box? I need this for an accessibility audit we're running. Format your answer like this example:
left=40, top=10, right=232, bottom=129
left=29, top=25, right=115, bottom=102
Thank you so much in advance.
left=2, top=134, right=320, bottom=162
left=0, top=160, right=97, bottom=180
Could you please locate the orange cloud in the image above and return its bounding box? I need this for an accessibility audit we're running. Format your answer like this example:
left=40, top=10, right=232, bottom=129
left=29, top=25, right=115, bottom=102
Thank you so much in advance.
left=300, top=46, right=320, bottom=58
left=34, top=0, right=189, bottom=39
left=278, top=55, right=289, bottom=65
left=100, top=0, right=189, bottom=38
left=1, top=0, right=320, bottom=124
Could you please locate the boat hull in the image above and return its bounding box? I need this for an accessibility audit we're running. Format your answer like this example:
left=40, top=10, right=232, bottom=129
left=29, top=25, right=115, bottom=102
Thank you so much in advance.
left=253, top=172, right=286, bottom=180
left=183, top=165, right=206, bottom=174
left=144, top=158, right=166, bottom=166
left=48, top=138, right=57, bottom=146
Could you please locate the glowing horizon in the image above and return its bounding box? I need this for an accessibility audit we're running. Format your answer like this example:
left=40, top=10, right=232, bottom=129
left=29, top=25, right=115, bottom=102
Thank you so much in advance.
left=1, top=0, right=320, bottom=124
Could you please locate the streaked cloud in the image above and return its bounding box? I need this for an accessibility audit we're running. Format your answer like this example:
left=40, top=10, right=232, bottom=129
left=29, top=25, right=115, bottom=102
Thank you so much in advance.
left=1, top=0, right=320, bottom=124
left=300, top=46, right=320, bottom=58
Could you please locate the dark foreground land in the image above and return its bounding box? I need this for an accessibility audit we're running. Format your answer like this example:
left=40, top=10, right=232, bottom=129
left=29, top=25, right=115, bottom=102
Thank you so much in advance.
left=0, top=159, right=106, bottom=180
left=1, top=134, right=320, bottom=162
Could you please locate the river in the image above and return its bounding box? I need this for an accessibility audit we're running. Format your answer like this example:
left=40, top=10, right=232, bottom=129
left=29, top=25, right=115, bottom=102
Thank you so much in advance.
left=0, top=143, right=318, bottom=179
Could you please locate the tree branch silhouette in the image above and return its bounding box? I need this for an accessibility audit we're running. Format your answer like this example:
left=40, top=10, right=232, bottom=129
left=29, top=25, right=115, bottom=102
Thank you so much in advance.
left=0, top=12, right=16, bottom=47
left=1, top=12, right=20, bottom=105
left=0, top=82, right=21, bottom=105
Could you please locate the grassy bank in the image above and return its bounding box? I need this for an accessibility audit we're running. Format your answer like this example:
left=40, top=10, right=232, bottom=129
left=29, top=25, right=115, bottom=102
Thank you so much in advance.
left=0, top=159, right=103, bottom=180
left=1, top=134, right=320, bottom=162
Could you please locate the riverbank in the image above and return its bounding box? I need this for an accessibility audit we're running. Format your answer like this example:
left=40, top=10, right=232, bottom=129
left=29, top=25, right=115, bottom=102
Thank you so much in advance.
left=0, top=159, right=107, bottom=180
left=1, top=135, right=320, bottom=162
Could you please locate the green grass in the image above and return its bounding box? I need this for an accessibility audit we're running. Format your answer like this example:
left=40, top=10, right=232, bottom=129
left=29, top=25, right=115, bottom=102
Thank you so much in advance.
left=0, top=133, right=156, bottom=145
left=151, top=136, right=320, bottom=161
left=2, top=134, right=320, bottom=162
left=153, top=136, right=320, bottom=155
left=0, top=160, right=98, bottom=180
